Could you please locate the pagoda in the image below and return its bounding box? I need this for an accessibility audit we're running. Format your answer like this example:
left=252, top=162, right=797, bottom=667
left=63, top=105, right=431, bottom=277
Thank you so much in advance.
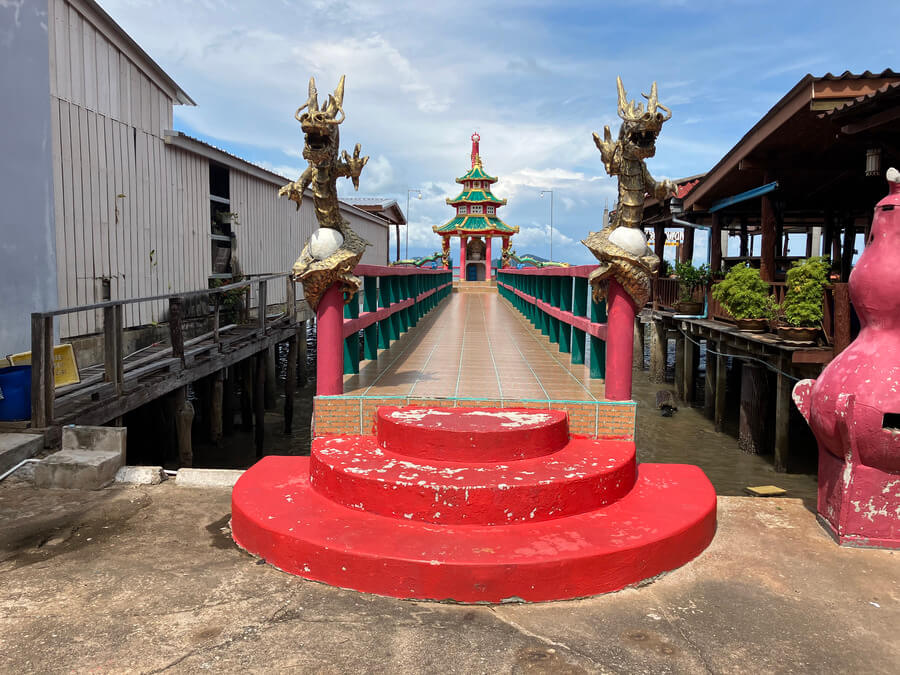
left=433, top=133, right=518, bottom=282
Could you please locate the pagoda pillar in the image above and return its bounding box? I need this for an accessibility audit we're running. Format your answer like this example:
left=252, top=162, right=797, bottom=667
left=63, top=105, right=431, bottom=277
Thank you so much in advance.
left=485, top=237, right=492, bottom=280
left=460, top=236, right=467, bottom=281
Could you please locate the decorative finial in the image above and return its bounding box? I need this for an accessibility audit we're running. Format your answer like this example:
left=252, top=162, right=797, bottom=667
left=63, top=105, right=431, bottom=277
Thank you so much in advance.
left=471, top=132, right=481, bottom=168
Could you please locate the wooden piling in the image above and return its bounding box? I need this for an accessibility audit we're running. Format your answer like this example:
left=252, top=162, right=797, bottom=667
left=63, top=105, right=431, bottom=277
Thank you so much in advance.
left=254, top=350, right=266, bottom=457
left=264, top=345, right=277, bottom=411
left=240, top=357, right=253, bottom=431
left=714, top=343, right=728, bottom=432
left=633, top=318, right=644, bottom=370
left=210, top=370, right=223, bottom=446
left=683, top=336, right=698, bottom=406
left=173, top=386, right=194, bottom=467
left=774, top=356, right=792, bottom=473
left=674, top=332, right=685, bottom=401
left=222, top=366, right=235, bottom=435
left=648, top=320, right=666, bottom=384
left=704, top=340, right=716, bottom=418
left=738, top=363, right=767, bottom=454
left=285, top=335, right=298, bottom=434
left=297, top=320, right=308, bottom=387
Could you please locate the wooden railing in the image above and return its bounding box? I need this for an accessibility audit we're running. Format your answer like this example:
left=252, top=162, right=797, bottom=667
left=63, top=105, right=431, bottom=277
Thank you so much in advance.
left=340, top=266, right=453, bottom=376
left=30, top=273, right=295, bottom=427
left=496, top=266, right=608, bottom=379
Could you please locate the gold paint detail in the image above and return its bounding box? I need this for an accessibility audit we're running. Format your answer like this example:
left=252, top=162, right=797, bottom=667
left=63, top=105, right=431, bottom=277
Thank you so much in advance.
left=278, top=75, right=371, bottom=310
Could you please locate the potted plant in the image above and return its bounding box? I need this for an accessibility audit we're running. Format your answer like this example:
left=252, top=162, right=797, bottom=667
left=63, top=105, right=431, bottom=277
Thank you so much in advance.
left=673, top=261, right=711, bottom=314
left=777, top=256, right=829, bottom=343
left=711, top=263, right=776, bottom=332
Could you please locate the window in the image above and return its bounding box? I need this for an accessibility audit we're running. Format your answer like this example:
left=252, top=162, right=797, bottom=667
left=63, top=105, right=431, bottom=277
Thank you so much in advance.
left=486, top=206, right=495, bottom=215
left=472, top=181, right=481, bottom=189
left=471, top=205, right=483, bottom=214
left=458, top=206, right=467, bottom=215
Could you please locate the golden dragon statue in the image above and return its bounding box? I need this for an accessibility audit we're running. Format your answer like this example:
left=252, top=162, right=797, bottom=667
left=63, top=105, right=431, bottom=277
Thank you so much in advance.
left=582, top=77, right=676, bottom=307
left=278, top=75, right=370, bottom=310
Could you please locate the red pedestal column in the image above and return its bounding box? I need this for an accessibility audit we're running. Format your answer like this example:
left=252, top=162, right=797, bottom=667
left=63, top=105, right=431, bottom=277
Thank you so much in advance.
left=459, top=236, right=467, bottom=281
left=316, top=284, right=344, bottom=396
left=485, top=237, right=492, bottom=280
left=605, top=279, right=637, bottom=401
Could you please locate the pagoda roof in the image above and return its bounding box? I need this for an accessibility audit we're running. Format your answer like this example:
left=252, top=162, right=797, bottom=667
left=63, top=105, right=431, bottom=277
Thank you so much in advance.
left=446, top=189, right=507, bottom=206
left=433, top=215, right=519, bottom=235
left=455, top=165, right=498, bottom=183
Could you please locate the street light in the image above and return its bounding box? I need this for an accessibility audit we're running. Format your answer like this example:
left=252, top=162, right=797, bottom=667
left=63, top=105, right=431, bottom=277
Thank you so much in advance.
left=406, top=188, right=422, bottom=260
left=540, top=189, right=554, bottom=261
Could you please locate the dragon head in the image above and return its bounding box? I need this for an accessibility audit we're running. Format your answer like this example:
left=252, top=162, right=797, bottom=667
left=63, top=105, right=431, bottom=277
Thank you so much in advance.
left=616, top=77, right=671, bottom=160
left=296, top=75, right=345, bottom=165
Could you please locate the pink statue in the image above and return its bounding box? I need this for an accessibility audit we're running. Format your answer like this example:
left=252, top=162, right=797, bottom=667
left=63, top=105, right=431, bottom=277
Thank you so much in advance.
left=793, top=168, right=900, bottom=548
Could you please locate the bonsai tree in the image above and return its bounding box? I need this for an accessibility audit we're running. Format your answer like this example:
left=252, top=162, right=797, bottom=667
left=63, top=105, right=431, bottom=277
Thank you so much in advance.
left=674, top=261, right=711, bottom=303
left=711, top=263, right=776, bottom=320
left=780, top=257, right=830, bottom=327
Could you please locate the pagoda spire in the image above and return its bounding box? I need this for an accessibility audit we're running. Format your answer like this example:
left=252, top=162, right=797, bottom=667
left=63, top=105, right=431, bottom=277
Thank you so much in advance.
left=471, top=132, right=481, bottom=168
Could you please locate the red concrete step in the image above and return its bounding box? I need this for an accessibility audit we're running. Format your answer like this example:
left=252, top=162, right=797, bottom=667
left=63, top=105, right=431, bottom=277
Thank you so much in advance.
left=231, top=457, right=717, bottom=603
left=375, top=407, right=569, bottom=461
left=309, top=435, right=636, bottom=525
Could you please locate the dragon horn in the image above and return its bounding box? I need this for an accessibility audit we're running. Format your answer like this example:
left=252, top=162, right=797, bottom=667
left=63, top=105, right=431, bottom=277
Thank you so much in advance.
left=642, top=81, right=658, bottom=114
left=308, top=77, right=319, bottom=112
left=616, top=76, right=628, bottom=118
left=333, top=74, right=345, bottom=110
left=324, top=75, right=346, bottom=124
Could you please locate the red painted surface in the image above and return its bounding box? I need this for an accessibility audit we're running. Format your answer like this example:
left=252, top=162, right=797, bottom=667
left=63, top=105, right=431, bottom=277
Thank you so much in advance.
left=460, top=236, right=467, bottom=280
left=316, top=284, right=344, bottom=396
left=341, top=282, right=451, bottom=338
left=376, top=407, right=570, bottom=461
left=605, top=279, right=637, bottom=401
left=793, top=176, right=900, bottom=548
left=231, top=406, right=717, bottom=602
left=498, top=282, right=608, bottom=340
left=485, top=237, right=492, bottom=280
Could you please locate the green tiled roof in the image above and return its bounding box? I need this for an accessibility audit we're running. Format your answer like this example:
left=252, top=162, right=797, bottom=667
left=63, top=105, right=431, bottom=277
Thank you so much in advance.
left=455, top=165, right=498, bottom=183
left=433, top=215, right=519, bottom=235
left=446, top=189, right=507, bottom=205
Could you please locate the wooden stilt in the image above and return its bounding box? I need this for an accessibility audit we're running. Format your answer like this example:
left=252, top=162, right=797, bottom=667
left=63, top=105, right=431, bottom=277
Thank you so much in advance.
left=173, top=386, right=194, bottom=467
left=254, top=350, right=266, bottom=458
left=774, top=356, right=792, bottom=473
left=298, top=320, right=308, bottom=387
left=649, top=320, right=666, bottom=384
left=264, top=345, right=277, bottom=411
left=704, top=340, right=715, bottom=418
left=683, top=335, right=698, bottom=406
left=739, top=363, right=767, bottom=454
left=633, top=318, right=644, bottom=370
left=714, top=343, right=728, bottom=432
left=240, top=358, right=253, bottom=431
left=674, top=332, right=685, bottom=400
left=223, top=366, right=235, bottom=435
left=285, top=335, right=298, bottom=434
left=210, top=370, right=223, bottom=446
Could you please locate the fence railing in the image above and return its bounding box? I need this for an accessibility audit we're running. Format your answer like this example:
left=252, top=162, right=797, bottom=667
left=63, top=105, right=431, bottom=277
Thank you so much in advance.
left=496, top=266, right=608, bottom=379
left=341, top=266, right=453, bottom=376
left=30, top=273, right=295, bottom=427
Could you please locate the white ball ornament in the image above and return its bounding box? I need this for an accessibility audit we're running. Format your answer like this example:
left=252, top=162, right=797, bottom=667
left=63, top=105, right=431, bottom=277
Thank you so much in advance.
left=309, top=228, right=344, bottom=261
left=608, top=227, right=650, bottom=257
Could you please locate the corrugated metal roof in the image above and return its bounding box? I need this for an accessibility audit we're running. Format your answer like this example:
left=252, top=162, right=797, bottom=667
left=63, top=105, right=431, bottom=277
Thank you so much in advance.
left=819, top=80, right=900, bottom=117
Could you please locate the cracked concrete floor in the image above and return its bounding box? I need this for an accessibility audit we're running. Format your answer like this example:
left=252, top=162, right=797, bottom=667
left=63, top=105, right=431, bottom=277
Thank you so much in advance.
left=0, top=481, right=897, bottom=674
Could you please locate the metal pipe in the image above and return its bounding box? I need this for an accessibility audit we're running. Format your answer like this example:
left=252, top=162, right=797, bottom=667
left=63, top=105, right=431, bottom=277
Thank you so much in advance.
left=0, top=458, right=41, bottom=484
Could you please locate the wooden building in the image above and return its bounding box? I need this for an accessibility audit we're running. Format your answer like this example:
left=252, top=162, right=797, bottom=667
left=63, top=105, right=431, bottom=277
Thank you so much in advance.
left=1, top=0, right=389, bottom=357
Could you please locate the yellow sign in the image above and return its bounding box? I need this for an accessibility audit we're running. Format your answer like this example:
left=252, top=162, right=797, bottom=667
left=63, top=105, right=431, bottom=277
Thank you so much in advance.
left=8, top=344, right=81, bottom=387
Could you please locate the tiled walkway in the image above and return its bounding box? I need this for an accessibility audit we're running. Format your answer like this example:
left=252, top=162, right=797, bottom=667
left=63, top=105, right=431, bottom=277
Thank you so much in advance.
left=342, top=291, right=606, bottom=402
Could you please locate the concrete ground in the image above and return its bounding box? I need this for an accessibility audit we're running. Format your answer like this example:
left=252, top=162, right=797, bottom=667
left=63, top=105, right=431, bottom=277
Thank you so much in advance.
left=0, top=481, right=896, bottom=674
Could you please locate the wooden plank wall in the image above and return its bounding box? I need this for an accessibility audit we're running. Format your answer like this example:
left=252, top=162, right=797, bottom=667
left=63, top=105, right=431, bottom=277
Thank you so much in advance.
left=48, top=0, right=206, bottom=337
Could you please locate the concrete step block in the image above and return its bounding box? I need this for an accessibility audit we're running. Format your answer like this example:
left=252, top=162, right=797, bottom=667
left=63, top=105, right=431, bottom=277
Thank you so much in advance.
left=62, top=425, right=127, bottom=463
left=33, top=448, right=123, bottom=490
left=0, top=432, right=44, bottom=476
left=115, top=465, right=167, bottom=485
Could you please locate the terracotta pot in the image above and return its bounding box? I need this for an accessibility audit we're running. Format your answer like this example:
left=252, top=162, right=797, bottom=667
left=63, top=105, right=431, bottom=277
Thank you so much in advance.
left=735, top=318, right=769, bottom=333
left=674, top=300, right=703, bottom=315
left=777, top=325, right=819, bottom=343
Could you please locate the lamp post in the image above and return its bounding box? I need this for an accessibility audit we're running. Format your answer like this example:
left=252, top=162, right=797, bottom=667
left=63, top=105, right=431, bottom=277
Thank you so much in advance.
left=406, top=189, right=422, bottom=260
left=540, top=189, right=554, bottom=261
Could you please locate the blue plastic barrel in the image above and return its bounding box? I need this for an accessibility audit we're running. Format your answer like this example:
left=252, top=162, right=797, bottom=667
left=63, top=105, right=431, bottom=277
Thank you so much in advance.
left=0, top=365, right=32, bottom=421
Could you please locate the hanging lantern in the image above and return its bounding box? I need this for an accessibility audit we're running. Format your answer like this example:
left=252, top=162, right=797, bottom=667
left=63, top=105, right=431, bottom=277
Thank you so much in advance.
left=865, top=147, right=882, bottom=177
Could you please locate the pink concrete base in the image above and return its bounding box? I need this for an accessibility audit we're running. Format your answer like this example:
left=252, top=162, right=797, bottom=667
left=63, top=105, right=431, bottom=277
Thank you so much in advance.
left=231, top=406, right=717, bottom=602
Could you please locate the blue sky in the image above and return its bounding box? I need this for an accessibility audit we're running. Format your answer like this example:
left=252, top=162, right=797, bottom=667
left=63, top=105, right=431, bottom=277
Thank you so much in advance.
left=103, top=0, right=899, bottom=264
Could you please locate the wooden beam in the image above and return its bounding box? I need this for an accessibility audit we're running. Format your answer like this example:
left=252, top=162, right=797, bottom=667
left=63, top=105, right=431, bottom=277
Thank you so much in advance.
left=840, top=106, right=900, bottom=134
left=760, top=192, right=777, bottom=282
left=714, top=342, right=728, bottom=432
left=30, top=314, right=54, bottom=427
left=774, top=356, right=792, bottom=473
left=738, top=363, right=768, bottom=454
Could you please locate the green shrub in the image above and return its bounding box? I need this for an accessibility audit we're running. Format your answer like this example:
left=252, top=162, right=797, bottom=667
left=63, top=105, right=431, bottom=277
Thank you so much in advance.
left=674, top=261, right=711, bottom=302
left=711, top=264, right=776, bottom=320
left=781, top=257, right=829, bottom=327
